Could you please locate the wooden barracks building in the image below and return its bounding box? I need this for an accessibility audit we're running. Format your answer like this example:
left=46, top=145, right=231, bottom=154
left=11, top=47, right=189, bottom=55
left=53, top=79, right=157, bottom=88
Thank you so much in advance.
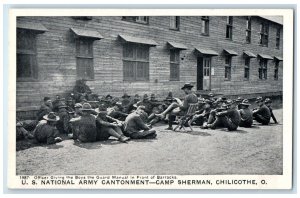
left=16, top=15, right=283, bottom=114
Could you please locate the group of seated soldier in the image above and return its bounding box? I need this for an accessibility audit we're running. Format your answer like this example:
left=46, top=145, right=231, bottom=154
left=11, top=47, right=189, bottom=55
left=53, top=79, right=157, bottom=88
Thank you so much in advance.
left=191, top=94, right=278, bottom=131
left=16, top=80, right=279, bottom=145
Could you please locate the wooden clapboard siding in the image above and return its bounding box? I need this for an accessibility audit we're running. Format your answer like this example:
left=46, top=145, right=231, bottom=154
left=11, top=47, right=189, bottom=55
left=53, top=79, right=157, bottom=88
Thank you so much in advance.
left=16, top=16, right=283, bottom=111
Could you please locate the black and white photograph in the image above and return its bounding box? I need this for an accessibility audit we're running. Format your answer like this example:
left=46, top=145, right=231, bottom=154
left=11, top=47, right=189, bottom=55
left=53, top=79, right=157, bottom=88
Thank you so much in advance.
left=7, top=9, right=293, bottom=189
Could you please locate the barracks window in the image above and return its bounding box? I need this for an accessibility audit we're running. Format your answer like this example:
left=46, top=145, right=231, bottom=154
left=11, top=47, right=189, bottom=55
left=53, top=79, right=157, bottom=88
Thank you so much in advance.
left=224, top=56, right=232, bottom=80
left=201, top=16, right=209, bottom=35
left=245, top=16, right=251, bottom=43
left=122, top=16, right=149, bottom=24
left=76, top=38, right=94, bottom=80
left=123, top=43, right=150, bottom=81
left=276, top=28, right=281, bottom=49
left=170, top=16, right=180, bottom=30
left=17, top=29, right=38, bottom=81
left=259, top=23, right=269, bottom=47
left=226, top=16, right=233, bottom=40
left=170, top=49, right=180, bottom=81
left=244, top=57, right=250, bottom=80
left=274, top=60, right=279, bottom=80
left=259, top=59, right=268, bottom=80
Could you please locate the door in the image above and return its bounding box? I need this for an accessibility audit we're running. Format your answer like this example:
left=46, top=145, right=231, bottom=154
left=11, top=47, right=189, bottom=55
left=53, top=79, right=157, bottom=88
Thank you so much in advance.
left=197, top=57, right=211, bottom=90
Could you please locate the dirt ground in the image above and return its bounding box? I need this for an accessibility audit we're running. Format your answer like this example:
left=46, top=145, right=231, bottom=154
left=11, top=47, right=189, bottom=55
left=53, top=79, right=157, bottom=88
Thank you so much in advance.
left=16, top=109, right=283, bottom=175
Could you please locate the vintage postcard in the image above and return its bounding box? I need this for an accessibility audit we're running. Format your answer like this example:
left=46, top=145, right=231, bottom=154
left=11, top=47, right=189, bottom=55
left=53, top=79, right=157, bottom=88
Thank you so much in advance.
left=7, top=8, right=293, bottom=189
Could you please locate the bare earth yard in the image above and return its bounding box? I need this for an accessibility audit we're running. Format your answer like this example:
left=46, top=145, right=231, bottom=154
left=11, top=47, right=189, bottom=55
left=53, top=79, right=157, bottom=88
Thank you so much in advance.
left=16, top=109, right=283, bottom=175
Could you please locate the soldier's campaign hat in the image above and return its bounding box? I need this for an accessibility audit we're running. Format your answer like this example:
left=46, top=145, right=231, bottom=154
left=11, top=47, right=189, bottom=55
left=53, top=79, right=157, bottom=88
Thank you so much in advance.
left=150, top=93, right=156, bottom=99
left=74, top=103, right=83, bottom=108
left=105, top=94, right=113, bottom=99
left=235, top=97, right=243, bottom=103
left=122, top=93, right=130, bottom=98
left=241, top=99, right=251, bottom=106
left=181, top=83, right=194, bottom=90
left=143, top=94, right=149, bottom=100
left=219, top=103, right=228, bottom=110
left=134, top=94, right=140, bottom=99
left=137, top=105, right=146, bottom=111
left=44, top=97, right=51, bottom=102
left=115, top=101, right=123, bottom=106
left=43, top=112, right=60, bottom=122
left=198, top=98, right=205, bottom=103
left=66, top=97, right=73, bottom=102
left=264, top=98, right=272, bottom=104
left=81, top=103, right=93, bottom=111
left=208, top=92, right=214, bottom=97
left=95, top=104, right=108, bottom=113
left=255, top=96, right=264, bottom=103
left=57, top=102, right=68, bottom=108
left=226, top=99, right=234, bottom=105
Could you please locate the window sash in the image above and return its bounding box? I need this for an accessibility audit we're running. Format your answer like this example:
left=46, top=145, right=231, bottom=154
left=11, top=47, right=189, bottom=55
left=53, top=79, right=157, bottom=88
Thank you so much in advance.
left=225, top=56, right=232, bottom=65
left=246, top=17, right=251, bottom=30
left=76, top=39, right=94, bottom=79
left=170, top=63, right=180, bottom=81
left=246, top=30, right=251, bottom=43
left=170, top=16, right=180, bottom=30
left=225, top=66, right=231, bottom=80
left=227, top=16, right=233, bottom=25
left=201, top=20, right=209, bottom=35
left=17, top=29, right=38, bottom=80
left=259, top=59, right=268, bottom=80
left=244, top=68, right=250, bottom=80
left=226, top=25, right=233, bottom=39
left=123, top=43, right=150, bottom=81
left=17, top=53, right=37, bottom=79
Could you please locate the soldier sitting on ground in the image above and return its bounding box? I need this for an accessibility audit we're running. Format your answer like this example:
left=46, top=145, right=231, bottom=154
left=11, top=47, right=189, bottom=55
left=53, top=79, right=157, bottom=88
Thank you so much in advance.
left=190, top=99, right=212, bottom=126
left=107, top=101, right=128, bottom=121
left=123, top=106, right=157, bottom=139
left=95, top=105, right=130, bottom=143
left=69, top=103, right=97, bottom=143
left=68, top=103, right=83, bottom=139
left=235, top=96, right=244, bottom=110
left=264, top=98, right=278, bottom=124
left=73, top=79, right=92, bottom=103
left=136, top=94, right=154, bottom=115
left=121, top=93, right=131, bottom=113
left=252, top=97, right=271, bottom=125
left=16, top=121, right=34, bottom=141
left=202, top=100, right=241, bottom=131
left=33, top=112, right=62, bottom=144
left=238, top=99, right=253, bottom=128
left=56, top=102, right=71, bottom=134
left=36, top=97, right=53, bottom=121
left=126, top=94, right=141, bottom=113
left=156, top=83, right=198, bottom=130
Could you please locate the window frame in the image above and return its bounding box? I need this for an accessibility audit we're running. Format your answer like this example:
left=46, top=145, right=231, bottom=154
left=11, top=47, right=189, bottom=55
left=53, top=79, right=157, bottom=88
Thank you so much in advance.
left=259, top=23, right=269, bottom=47
left=245, top=16, right=252, bottom=43
left=226, top=16, right=233, bottom=40
left=259, top=59, right=268, bottom=80
left=75, top=38, right=95, bottom=80
left=169, top=16, right=180, bottom=31
left=201, top=16, right=210, bottom=36
left=123, top=43, right=150, bottom=82
left=224, top=55, right=232, bottom=80
left=122, top=16, right=149, bottom=25
left=274, top=60, right=279, bottom=80
left=276, top=28, right=281, bottom=49
left=169, top=49, right=180, bottom=81
left=16, top=29, right=38, bottom=81
left=244, top=57, right=250, bottom=80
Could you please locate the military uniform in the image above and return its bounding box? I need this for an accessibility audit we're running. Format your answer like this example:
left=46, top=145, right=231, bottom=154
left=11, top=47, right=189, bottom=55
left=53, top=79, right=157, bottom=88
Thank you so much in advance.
left=124, top=111, right=156, bottom=139
left=209, top=108, right=241, bottom=131
left=253, top=104, right=271, bottom=125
